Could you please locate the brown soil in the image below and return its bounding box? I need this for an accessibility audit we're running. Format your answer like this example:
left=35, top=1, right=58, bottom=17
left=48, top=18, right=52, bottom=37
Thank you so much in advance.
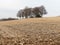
left=0, top=17, right=60, bottom=45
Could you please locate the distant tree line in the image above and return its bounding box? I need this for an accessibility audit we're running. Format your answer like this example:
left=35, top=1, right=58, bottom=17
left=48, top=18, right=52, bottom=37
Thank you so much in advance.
left=0, top=18, right=18, bottom=21
left=17, top=5, right=47, bottom=19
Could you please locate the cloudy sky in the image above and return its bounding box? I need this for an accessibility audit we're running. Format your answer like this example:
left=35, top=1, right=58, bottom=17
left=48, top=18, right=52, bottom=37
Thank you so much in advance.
left=0, top=0, right=60, bottom=18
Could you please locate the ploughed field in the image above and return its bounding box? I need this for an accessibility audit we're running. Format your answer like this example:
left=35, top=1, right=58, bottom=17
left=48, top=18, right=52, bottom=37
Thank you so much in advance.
left=0, top=17, right=60, bottom=45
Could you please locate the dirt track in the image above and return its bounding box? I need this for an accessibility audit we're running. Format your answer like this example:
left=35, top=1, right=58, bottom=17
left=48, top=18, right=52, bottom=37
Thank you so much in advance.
left=0, top=17, right=60, bottom=45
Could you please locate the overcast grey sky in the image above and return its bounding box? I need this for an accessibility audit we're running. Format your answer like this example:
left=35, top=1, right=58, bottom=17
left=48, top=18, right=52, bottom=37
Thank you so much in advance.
left=0, top=0, right=60, bottom=18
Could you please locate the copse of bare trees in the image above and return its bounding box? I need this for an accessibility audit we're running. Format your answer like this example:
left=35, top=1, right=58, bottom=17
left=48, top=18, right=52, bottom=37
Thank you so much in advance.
left=17, top=5, right=47, bottom=19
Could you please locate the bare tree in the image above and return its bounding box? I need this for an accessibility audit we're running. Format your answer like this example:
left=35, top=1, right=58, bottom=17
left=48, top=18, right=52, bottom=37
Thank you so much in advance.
left=24, top=7, right=31, bottom=18
left=17, top=10, right=22, bottom=19
left=38, top=5, right=47, bottom=17
left=32, top=5, right=47, bottom=18
left=32, top=7, right=41, bottom=17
